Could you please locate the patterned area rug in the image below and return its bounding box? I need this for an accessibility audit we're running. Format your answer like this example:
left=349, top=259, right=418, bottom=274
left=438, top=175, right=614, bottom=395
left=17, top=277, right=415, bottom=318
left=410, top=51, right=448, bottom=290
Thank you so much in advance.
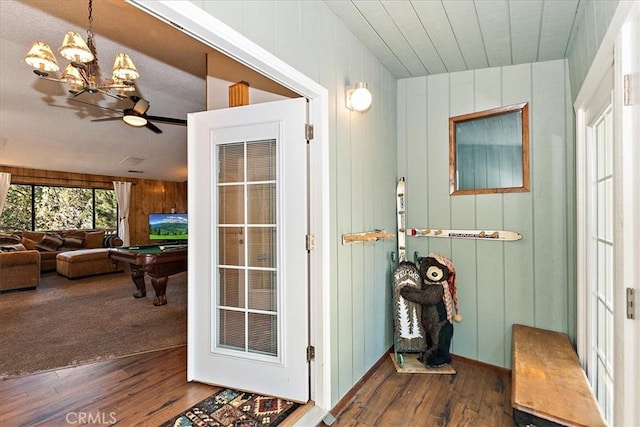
left=163, top=388, right=300, bottom=427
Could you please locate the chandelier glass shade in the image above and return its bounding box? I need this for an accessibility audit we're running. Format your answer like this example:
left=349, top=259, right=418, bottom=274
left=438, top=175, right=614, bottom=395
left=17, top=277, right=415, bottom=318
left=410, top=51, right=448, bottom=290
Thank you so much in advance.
left=23, top=0, right=138, bottom=99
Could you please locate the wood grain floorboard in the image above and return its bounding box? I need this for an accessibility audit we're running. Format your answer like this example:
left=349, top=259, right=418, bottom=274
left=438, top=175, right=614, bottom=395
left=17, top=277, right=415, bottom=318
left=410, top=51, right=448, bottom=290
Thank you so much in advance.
left=1, top=345, right=513, bottom=426
left=328, top=354, right=513, bottom=427
left=2, top=266, right=514, bottom=426
left=0, top=346, right=217, bottom=427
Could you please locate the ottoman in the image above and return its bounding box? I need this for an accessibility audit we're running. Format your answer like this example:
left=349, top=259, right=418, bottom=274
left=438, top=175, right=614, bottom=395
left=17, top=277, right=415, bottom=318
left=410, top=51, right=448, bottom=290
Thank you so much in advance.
left=56, top=249, right=125, bottom=279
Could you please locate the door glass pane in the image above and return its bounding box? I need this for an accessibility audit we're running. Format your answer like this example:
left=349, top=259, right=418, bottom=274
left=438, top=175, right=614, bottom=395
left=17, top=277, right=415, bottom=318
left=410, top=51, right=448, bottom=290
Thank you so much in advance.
left=219, top=227, right=244, bottom=265
left=219, top=268, right=245, bottom=309
left=248, top=227, right=276, bottom=268
left=218, top=143, right=244, bottom=183
left=219, top=185, right=244, bottom=224
left=247, top=140, right=276, bottom=181
left=248, top=183, right=276, bottom=224
left=219, top=309, right=245, bottom=350
left=589, top=105, right=614, bottom=425
left=248, top=312, right=277, bottom=355
left=216, top=139, right=278, bottom=358
left=248, top=270, right=276, bottom=311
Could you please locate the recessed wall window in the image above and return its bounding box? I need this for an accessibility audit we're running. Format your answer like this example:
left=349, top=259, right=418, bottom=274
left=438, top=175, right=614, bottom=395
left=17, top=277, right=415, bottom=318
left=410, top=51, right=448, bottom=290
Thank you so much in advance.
left=449, top=102, right=530, bottom=195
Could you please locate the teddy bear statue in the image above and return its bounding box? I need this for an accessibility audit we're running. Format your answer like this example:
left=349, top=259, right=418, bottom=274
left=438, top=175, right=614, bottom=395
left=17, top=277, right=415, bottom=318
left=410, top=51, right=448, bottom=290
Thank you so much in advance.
left=399, top=253, right=461, bottom=367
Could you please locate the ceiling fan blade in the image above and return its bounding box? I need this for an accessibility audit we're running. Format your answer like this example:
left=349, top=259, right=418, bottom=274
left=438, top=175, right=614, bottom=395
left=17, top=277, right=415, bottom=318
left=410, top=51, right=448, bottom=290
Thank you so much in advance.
left=145, top=121, right=163, bottom=134
left=91, top=117, right=123, bottom=123
left=145, top=115, right=187, bottom=126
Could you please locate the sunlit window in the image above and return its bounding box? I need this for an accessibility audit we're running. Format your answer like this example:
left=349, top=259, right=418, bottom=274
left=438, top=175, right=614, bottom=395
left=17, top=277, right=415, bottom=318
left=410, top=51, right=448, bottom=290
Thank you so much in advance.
left=0, top=184, right=117, bottom=232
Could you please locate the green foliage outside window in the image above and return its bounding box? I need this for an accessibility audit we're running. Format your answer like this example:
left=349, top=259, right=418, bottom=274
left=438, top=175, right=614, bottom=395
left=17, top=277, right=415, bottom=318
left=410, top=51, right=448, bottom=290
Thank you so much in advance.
left=0, top=185, right=118, bottom=232
left=0, top=184, right=32, bottom=231
left=95, top=189, right=118, bottom=230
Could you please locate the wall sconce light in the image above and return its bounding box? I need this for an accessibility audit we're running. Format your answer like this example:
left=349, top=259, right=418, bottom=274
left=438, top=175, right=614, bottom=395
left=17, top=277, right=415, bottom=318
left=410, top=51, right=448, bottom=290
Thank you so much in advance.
left=346, top=82, right=372, bottom=112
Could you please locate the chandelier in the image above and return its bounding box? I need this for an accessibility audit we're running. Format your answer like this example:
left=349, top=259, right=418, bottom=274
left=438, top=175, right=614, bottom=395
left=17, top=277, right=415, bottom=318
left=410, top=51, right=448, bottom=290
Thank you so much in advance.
left=24, top=0, right=138, bottom=100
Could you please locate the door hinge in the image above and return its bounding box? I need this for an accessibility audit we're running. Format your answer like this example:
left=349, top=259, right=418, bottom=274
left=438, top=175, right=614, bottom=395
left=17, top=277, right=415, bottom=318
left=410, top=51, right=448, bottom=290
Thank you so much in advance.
left=627, top=288, right=636, bottom=319
left=306, top=345, right=315, bottom=361
left=305, top=124, right=314, bottom=141
left=306, top=234, right=315, bottom=251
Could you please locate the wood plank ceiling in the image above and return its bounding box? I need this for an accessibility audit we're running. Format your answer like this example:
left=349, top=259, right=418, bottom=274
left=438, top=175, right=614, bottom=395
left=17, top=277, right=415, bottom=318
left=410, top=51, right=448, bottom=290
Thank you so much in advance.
left=325, top=0, right=582, bottom=79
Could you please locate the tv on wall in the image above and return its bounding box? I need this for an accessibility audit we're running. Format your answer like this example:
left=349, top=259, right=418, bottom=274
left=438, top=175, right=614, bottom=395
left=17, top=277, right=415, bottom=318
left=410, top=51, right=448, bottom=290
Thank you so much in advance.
left=149, top=213, right=188, bottom=241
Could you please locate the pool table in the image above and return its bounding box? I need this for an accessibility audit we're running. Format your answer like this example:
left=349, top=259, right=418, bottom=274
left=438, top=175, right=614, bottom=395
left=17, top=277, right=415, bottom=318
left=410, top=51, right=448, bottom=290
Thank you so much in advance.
left=109, top=244, right=187, bottom=306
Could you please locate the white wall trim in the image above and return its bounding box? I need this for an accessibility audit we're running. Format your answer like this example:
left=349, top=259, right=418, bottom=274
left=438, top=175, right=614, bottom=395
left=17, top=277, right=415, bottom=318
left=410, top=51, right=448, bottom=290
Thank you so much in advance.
left=574, top=1, right=635, bottom=110
left=574, top=2, right=640, bottom=425
left=614, top=4, right=640, bottom=425
left=127, top=0, right=331, bottom=415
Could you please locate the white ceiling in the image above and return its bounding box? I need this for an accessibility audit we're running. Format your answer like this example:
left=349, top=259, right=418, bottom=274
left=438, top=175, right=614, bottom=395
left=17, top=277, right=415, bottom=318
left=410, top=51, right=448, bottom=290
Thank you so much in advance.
left=0, top=0, right=208, bottom=182
left=325, top=0, right=581, bottom=79
left=1, top=0, right=583, bottom=182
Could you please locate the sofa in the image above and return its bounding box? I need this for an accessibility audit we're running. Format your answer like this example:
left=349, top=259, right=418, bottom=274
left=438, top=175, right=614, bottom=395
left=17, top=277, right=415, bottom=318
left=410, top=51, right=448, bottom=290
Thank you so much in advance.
left=0, top=241, right=40, bottom=292
left=18, top=229, right=123, bottom=272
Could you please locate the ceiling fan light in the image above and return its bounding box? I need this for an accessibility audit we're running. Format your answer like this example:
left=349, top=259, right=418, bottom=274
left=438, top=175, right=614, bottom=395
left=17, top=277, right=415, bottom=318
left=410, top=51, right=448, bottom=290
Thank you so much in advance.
left=123, top=109, right=147, bottom=127
left=59, top=31, right=94, bottom=63
left=24, top=41, right=60, bottom=72
left=112, top=53, right=139, bottom=81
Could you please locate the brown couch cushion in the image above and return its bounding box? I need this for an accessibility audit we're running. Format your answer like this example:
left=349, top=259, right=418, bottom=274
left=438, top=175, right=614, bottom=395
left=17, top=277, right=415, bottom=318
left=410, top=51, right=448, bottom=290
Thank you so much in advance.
left=35, top=234, right=64, bottom=251
left=83, top=230, right=105, bottom=249
left=22, top=231, right=45, bottom=242
left=62, top=236, right=84, bottom=248
left=0, top=243, right=27, bottom=252
left=21, top=236, right=39, bottom=250
left=0, top=234, right=21, bottom=245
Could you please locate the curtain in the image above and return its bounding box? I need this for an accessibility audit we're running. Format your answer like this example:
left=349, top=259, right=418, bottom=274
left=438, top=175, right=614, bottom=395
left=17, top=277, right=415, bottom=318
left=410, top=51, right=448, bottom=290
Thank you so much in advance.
left=113, top=181, right=132, bottom=246
left=0, top=172, right=10, bottom=218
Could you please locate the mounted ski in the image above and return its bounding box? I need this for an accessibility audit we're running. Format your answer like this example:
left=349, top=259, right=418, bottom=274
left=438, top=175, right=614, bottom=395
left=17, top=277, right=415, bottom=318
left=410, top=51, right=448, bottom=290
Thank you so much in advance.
left=409, top=228, right=523, bottom=241
left=396, top=178, right=407, bottom=261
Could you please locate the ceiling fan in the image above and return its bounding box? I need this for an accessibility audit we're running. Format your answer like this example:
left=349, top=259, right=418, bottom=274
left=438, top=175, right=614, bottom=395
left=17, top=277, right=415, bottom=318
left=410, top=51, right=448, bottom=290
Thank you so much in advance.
left=72, top=95, right=187, bottom=134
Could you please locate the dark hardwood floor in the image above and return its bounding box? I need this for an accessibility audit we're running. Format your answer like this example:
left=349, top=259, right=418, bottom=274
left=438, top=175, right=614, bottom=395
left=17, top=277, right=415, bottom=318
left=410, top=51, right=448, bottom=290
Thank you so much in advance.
left=328, top=355, right=513, bottom=427
left=0, top=273, right=512, bottom=426
left=1, top=346, right=512, bottom=426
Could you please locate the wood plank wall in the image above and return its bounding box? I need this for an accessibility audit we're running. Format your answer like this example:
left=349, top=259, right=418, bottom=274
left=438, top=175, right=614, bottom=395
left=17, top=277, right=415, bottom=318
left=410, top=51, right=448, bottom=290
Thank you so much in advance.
left=566, top=0, right=619, bottom=100
left=397, top=59, right=575, bottom=369
left=0, top=166, right=187, bottom=245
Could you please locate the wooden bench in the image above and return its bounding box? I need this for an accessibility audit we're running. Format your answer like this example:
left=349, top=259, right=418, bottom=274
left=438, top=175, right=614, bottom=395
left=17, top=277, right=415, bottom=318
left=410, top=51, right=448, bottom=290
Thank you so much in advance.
left=511, top=324, right=606, bottom=427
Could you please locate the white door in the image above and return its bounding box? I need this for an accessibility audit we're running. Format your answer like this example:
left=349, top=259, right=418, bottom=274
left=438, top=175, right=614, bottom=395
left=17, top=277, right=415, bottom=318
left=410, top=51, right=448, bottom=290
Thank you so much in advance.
left=187, top=97, right=309, bottom=402
left=583, top=67, right=614, bottom=423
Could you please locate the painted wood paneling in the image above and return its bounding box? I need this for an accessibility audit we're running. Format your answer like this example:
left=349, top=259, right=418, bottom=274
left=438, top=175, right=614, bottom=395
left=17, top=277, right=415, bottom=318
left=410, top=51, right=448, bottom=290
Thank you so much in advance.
left=398, top=59, right=573, bottom=369
left=566, top=0, right=619, bottom=99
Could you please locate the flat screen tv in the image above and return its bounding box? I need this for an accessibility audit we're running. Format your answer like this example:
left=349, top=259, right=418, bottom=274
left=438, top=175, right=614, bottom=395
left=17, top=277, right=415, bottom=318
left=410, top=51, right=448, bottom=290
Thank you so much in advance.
left=149, top=213, right=188, bottom=241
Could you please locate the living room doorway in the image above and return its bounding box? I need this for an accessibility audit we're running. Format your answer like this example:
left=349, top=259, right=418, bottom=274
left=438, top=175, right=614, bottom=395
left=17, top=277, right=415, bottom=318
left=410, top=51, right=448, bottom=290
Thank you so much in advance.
left=129, top=0, right=330, bottom=417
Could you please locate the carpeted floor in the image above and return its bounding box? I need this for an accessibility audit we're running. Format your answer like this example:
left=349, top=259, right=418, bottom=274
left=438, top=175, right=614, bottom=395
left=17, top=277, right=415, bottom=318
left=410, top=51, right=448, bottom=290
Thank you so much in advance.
left=162, top=388, right=300, bottom=427
left=0, top=269, right=187, bottom=378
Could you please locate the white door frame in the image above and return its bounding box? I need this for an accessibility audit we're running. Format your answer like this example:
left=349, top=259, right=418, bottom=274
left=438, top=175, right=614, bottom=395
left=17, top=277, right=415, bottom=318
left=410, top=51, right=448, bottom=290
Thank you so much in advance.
left=574, top=2, right=639, bottom=426
left=128, top=0, right=331, bottom=419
